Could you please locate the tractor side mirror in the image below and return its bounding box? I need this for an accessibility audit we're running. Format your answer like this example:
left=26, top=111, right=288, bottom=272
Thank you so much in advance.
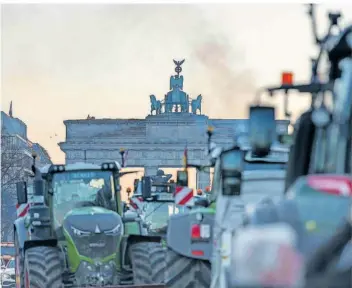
left=194, top=197, right=209, bottom=207
left=133, top=179, right=139, bottom=192
left=141, top=176, right=152, bottom=199
left=221, top=148, right=244, bottom=196
left=33, top=179, right=46, bottom=197
left=122, top=210, right=138, bottom=223
left=176, top=170, right=189, bottom=187
left=16, top=181, right=28, bottom=204
left=122, top=201, right=129, bottom=213
left=249, top=105, right=276, bottom=157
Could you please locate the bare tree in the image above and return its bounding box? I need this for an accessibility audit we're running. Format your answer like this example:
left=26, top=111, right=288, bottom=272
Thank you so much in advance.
left=1, top=135, right=33, bottom=241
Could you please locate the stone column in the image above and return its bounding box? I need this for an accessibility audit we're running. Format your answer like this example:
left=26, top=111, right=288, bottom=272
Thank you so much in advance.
left=144, top=166, right=158, bottom=176
left=196, top=170, right=210, bottom=190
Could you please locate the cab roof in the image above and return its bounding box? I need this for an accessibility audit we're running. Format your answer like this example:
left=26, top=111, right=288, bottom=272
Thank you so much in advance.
left=39, top=161, right=122, bottom=173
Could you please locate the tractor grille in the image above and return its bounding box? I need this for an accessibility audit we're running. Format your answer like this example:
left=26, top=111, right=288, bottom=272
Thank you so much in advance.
left=72, top=234, right=118, bottom=259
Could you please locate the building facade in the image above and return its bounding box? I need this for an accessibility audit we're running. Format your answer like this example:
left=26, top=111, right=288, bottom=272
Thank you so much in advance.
left=1, top=111, right=52, bottom=241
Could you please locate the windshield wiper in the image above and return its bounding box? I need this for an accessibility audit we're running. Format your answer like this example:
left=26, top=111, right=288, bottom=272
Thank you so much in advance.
left=144, top=203, right=168, bottom=219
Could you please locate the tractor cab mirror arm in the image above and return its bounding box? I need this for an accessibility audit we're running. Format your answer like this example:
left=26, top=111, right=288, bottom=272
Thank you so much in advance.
left=266, top=82, right=333, bottom=95
left=187, top=163, right=213, bottom=173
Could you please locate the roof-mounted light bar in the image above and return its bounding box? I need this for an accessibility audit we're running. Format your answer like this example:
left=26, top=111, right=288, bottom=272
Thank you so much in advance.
left=48, top=165, right=65, bottom=173
left=101, top=162, right=120, bottom=171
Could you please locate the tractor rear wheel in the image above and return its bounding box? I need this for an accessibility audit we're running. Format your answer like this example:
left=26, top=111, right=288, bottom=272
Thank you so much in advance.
left=24, top=246, right=63, bottom=288
left=129, top=241, right=166, bottom=284
left=165, top=248, right=211, bottom=288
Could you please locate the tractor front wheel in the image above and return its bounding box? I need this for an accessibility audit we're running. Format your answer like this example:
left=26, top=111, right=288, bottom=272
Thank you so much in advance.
left=14, top=233, right=24, bottom=288
left=24, top=246, right=63, bottom=288
left=165, top=248, right=211, bottom=288
left=129, top=241, right=166, bottom=285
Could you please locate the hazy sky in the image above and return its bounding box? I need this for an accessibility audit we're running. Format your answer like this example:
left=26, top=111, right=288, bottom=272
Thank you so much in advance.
left=2, top=3, right=352, bottom=166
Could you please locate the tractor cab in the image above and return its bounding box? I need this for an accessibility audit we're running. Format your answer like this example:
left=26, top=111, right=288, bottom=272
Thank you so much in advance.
left=132, top=176, right=186, bottom=235
left=38, top=162, right=124, bottom=225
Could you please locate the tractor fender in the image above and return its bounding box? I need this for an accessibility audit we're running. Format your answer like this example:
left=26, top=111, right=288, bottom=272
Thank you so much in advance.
left=23, top=239, right=58, bottom=252
left=14, top=217, right=28, bottom=250
left=14, top=217, right=58, bottom=252
left=167, top=210, right=214, bottom=261
left=121, top=234, right=162, bottom=269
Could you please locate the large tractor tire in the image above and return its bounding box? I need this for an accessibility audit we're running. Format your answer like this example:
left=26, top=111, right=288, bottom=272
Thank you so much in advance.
left=24, top=246, right=63, bottom=288
left=129, top=241, right=166, bottom=284
left=165, top=248, right=211, bottom=288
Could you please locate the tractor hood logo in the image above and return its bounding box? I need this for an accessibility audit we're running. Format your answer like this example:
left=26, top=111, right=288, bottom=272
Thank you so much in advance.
left=89, top=241, right=106, bottom=248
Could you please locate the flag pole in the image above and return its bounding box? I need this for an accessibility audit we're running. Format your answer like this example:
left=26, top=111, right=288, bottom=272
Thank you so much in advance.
left=183, top=142, right=188, bottom=172
left=119, top=148, right=125, bottom=168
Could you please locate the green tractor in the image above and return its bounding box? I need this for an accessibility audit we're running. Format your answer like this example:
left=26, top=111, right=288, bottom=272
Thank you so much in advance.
left=13, top=161, right=166, bottom=288
left=130, top=177, right=189, bottom=238
left=164, top=127, right=218, bottom=288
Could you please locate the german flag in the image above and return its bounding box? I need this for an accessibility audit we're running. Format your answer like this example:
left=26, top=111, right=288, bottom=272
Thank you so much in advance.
left=183, top=145, right=188, bottom=168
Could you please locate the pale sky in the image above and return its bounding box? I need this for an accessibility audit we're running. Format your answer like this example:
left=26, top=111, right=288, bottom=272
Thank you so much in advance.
left=2, top=3, right=352, bottom=167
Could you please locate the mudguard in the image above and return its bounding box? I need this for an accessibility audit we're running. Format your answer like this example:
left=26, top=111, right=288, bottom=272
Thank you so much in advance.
left=23, top=239, right=58, bottom=252
left=121, top=234, right=162, bottom=270
left=14, top=217, right=58, bottom=252
left=167, top=208, right=214, bottom=261
left=14, top=217, right=28, bottom=249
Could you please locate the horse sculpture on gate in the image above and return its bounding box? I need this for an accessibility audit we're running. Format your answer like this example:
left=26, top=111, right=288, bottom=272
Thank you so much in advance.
left=148, top=59, right=203, bottom=115
left=150, top=94, right=162, bottom=115
left=191, top=95, right=202, bottom=114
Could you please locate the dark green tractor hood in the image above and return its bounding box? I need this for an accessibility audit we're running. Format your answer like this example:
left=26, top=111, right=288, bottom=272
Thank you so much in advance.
left=63, top=206, right=123, bottom=233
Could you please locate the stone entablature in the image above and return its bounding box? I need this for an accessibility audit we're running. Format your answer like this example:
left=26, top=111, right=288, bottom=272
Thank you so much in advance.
left=60, top=115, right=289, bottom=170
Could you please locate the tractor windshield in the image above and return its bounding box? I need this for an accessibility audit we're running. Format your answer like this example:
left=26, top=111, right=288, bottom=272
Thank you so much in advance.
left=6, top=259, right=15, bottom=269
left=52, top=170, right=116, bottom=225
left=142, top=202, right=187, bottom=231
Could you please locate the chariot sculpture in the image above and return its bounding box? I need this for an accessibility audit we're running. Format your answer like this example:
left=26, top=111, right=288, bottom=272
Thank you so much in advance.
left=149, top=59, right=202, bottom=115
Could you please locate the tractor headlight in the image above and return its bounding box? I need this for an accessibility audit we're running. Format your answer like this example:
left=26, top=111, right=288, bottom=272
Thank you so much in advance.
left=101, top=261, right=115, bottom=278
left=104, top=224, right=122, bottom=236
left=81, top=261, right=95, bottom=272
left=104, top=265, right=111, bottom=271
left=71, top=226, right=91, bottom=236
left=86, top=265, right=93, bottom=271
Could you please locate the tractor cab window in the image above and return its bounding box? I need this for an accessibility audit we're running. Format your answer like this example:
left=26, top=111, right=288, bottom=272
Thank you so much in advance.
left=142, top=202, right=187, bottom=231
left=151, top=184, right=174, bottom=194
left=52, top=170, right=116, bottom=225
left=209, top=160, right=221, bottom=202
left=244, top=162, right=287, bottom=171
left=6, top=259, right=15, bottom=269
